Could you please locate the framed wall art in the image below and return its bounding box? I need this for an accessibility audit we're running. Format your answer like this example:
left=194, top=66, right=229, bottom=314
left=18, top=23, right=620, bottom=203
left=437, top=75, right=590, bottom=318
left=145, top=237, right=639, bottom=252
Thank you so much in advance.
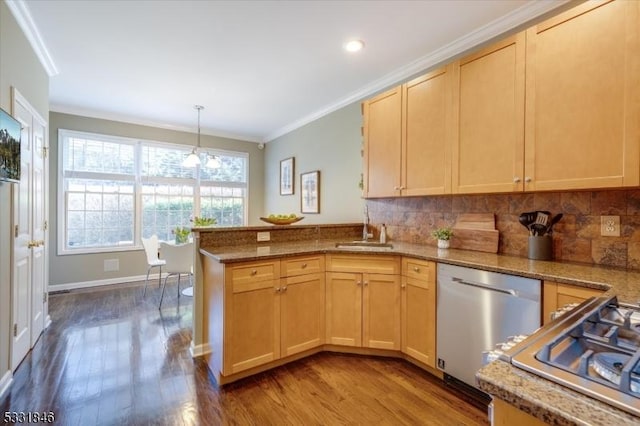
left=300, top=170, right=320, bottom=214
left=280, top=157, right=294, bottom=195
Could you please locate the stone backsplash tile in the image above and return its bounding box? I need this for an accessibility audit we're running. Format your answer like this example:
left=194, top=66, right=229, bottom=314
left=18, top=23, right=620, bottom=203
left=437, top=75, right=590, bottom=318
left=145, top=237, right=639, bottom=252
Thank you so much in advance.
left=366, top=189, right=640, bottom=270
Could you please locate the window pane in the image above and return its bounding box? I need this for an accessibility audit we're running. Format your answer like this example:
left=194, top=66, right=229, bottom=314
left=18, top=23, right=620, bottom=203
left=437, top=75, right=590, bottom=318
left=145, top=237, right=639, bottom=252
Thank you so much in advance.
left=141, top=145, right=196, bottom=179
left=64, top=137, right=135, bottom=174
left=65, top=179, right=134, bottom=249
left=141, top=183, right=194, bottom=241
left=200, top=187, right=245, bottom=227
left=200, top=154, right=247, bottom=182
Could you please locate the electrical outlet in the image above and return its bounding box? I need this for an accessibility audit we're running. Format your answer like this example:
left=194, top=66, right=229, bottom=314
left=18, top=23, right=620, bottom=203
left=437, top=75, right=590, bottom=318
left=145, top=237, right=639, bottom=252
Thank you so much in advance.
left=257, top=231, right=270, bottom=242
left=104, top=259, right=119, bottom=272
left=601, top=215, right=620, bottom=237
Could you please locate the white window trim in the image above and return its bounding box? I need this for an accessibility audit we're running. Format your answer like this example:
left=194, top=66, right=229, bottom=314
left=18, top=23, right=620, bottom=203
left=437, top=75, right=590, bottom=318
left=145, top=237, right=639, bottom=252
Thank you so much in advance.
left=57, top=129, right=249, bottom=255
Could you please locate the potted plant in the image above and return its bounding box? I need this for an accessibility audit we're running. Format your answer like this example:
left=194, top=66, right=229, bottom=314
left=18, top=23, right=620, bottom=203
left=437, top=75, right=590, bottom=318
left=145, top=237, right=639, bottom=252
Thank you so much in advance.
left=191, top=216, right=217, bottom=227
left=431, top=227, right=453, bottom=249
left=172, top=226, right=191, bottom=244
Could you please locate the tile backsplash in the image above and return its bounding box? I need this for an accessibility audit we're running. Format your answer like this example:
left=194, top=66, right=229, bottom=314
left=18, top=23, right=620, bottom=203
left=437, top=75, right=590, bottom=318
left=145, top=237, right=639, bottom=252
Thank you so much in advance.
left=366, top=189, right=640, bottom=270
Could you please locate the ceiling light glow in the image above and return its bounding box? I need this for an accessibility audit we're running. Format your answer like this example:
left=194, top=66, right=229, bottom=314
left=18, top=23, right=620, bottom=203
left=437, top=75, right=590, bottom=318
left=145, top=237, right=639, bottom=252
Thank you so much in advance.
left=344, top=40, right=364, bottom=53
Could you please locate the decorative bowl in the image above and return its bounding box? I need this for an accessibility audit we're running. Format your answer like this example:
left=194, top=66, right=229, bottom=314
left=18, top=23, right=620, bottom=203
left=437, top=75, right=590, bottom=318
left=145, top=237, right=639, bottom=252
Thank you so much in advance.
left=260, top=216, right=304, bottom=225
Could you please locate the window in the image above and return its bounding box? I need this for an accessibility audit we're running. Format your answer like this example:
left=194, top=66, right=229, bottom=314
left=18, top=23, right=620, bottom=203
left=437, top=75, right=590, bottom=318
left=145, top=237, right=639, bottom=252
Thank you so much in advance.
left=58, top=129, right=248, bottom=254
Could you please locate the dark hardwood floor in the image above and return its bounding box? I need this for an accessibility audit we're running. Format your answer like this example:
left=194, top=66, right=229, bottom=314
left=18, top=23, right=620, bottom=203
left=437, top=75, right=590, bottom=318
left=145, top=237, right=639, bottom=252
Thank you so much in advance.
left=1, top=280, right=489, bottom=425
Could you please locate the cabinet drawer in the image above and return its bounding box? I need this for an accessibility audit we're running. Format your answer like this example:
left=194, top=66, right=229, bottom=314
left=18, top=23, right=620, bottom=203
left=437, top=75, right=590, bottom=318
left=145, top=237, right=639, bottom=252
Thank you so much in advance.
left=402, top=258, right=435, bottom=282
left=230, top=261, right=280, bottom=287
left=326, top=254, right=400, bottom=274
left=282, top=255, right=325, bottom=277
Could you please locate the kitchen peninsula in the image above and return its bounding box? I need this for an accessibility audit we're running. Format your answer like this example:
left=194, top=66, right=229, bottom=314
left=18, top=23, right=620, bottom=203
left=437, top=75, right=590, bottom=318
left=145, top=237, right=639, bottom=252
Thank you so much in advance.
left=192, top=223, right=640, bottom=426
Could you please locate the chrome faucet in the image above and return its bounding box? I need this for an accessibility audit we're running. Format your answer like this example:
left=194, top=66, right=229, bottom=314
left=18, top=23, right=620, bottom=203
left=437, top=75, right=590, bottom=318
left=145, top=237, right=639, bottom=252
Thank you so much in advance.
left=362, top=205, right=369, bottom=241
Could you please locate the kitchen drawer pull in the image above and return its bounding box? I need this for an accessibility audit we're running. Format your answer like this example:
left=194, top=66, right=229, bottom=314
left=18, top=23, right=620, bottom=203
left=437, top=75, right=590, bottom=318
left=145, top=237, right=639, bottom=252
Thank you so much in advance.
left=250, top=269, right=257, bottom=276
left=413, top=266, right=420, bottom=272
left=301, top=263, right=307, bottom=268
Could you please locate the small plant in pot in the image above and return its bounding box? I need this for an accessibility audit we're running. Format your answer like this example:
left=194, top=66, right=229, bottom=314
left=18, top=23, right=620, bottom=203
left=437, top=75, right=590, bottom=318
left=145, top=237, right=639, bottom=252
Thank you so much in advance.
left=431, top=227, right=453, bottom=249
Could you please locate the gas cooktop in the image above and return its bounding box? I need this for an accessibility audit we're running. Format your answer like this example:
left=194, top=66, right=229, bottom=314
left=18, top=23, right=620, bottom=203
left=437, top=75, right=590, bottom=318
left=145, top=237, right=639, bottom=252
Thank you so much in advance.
left=501, top=296, right=640, bottom=417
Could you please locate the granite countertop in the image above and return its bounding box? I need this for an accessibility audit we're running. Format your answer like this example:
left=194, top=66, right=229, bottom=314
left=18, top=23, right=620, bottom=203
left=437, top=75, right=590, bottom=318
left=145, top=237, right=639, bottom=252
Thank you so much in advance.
left=200, top=238, right=640, bottom=304
left=199, top=239, right=640, bottom=424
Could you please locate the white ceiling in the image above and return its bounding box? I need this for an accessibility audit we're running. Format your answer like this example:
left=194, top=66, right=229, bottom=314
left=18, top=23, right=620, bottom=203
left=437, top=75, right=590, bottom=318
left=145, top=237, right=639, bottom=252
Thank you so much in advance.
left=12, top=0, right=567, bottom=143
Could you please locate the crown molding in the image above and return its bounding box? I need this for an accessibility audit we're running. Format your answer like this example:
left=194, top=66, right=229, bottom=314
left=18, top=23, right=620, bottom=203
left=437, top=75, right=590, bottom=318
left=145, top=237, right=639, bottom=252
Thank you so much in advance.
left=50, top=104, right=263, bottom=143
left=265, top=0, right=569, bottom=142
left=5, top=0, right=58, bottom=76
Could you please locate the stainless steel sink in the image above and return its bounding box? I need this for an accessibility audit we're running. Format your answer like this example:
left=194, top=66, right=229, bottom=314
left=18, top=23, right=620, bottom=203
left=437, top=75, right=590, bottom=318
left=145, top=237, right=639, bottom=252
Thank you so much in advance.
left=334, top=241, right=394, bottom=250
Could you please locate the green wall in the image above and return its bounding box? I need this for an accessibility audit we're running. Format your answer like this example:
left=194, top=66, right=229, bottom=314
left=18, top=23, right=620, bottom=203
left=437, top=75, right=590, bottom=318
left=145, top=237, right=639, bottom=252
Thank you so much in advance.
left=264, top=102, right=363, bottom=224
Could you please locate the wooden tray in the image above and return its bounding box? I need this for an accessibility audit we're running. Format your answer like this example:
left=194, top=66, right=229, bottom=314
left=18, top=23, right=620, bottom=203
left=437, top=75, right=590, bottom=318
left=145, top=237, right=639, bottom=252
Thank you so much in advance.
left=260, top=216, right=304, bottom=225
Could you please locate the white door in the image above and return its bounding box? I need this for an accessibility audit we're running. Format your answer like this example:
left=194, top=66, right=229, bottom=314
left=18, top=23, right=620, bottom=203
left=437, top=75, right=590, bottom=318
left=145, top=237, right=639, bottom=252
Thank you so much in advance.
left=30, top=117, right=46, bottom=343
left=11, top=97, right=33, bottom=371
left=11, top=89, right=48, bottom=371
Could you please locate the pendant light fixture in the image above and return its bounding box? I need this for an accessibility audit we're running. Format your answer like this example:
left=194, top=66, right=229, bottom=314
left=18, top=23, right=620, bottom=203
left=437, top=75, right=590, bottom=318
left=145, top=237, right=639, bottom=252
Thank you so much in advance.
left=206, top=153, right=221, bottom=168
left=182, top=105, right=204, bottom=167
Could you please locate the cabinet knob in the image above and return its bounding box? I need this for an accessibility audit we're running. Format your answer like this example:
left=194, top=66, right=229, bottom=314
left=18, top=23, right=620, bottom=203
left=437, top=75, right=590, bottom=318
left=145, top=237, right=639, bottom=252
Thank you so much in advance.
left=250, top=269, right=257, bottom=276
left=401, top=284, right=406, bottom=289
left=28, top=240, right=38, bottom=248
left=364, top=281, right=369, bottom=286
left=513, top=177, right=521, bottom=183
left=282, top=286, right=287, bottom=292
left=275, top=287, right=281, bottom=293
left=525, top=177, right=532, bottom=183
left=413, top=266, right=420, bottom=272
left=301, top=263, right=307, bottom=269
left=357, top=281, right=362, bottom=286
left=394, top=186, right=400, bottom=190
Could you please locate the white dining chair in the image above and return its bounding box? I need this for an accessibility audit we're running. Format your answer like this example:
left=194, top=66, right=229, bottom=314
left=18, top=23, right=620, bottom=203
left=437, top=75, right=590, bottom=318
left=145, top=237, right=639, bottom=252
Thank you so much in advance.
left=141, top=235, right=166, bottom=298
left=158, top=242, right=194, bottom=309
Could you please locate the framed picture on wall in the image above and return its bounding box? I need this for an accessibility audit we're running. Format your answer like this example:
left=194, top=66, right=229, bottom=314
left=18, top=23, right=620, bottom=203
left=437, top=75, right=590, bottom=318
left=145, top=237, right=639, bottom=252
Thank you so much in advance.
left=300, top=170, right=320, bottom=214
left=280, top=157, right=294, bottom=195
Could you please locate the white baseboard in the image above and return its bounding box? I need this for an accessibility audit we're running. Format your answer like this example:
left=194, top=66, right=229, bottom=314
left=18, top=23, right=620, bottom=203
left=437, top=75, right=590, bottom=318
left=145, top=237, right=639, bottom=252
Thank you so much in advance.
left=0, top=370, right=13, bottom=399
left=190, top=342, right=211, bottom=358
left=49, top=273, right=166, bottom=292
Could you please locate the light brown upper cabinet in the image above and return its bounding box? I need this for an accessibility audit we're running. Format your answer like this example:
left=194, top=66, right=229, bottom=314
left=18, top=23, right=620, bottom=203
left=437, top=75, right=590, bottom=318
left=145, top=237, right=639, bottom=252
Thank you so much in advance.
left=402, top=65, right=453, bottom=196
left=362, top=65, right=453, bottom=198
left=451, top=33, right=526, bottom=194
left=523, top=0, right=640, bottom=191
left=362, top=87, right=402, bottom=198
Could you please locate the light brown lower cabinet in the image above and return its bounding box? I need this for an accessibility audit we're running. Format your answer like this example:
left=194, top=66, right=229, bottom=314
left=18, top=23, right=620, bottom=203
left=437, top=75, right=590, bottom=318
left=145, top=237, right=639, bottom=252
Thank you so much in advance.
left=325, top=271, right=401, bottom=350
left=492, top=399, right=546, bottom=426
left=325, top=254, right=401, bottom=350
left=542, top=280, right=606, bottom=325
left=222, top=257, right=325, bottom=376
left=401, top=258, right=437, bottom=368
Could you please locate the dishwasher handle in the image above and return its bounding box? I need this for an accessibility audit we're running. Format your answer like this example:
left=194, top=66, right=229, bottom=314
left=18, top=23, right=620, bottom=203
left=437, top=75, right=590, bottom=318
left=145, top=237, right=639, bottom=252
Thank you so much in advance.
left=450, top=277, right=539, bottom=302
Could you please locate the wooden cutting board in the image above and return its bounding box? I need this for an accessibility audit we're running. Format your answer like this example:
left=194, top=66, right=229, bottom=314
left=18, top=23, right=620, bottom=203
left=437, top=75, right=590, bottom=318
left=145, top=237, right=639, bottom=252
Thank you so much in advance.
left=449, top=213, right=499, bottom=253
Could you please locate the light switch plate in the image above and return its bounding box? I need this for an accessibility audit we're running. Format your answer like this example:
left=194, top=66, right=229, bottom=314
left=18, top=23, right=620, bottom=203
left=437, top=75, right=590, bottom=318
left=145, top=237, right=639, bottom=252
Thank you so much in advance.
left=257, top=231, right=271, bottom=242
left=601, top=215, right=620, bottom=237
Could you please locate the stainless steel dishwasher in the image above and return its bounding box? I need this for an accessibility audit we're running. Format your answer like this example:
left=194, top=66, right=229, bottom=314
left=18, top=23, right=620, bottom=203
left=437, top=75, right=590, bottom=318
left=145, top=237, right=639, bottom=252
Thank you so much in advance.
left=436, top=263, right=541, bottom=396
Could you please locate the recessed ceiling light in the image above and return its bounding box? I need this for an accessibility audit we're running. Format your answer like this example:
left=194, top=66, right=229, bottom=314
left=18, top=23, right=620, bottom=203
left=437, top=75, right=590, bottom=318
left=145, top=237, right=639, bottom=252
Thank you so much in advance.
left=344, top=39, right=365, bottom=53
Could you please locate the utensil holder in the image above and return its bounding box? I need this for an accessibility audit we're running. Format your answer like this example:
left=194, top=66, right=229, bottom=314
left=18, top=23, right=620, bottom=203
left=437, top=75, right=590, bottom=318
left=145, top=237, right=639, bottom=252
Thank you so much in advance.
left=528, top=235, right=552, bottom=260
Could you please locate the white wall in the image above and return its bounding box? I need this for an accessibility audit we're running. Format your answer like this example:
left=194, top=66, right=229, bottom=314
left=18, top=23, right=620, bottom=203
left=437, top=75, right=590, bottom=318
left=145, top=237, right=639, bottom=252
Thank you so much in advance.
left=0, top=0, right=49, bottom=389
left=48, top=112, right=265, bottom=287
left=264, top=102, right=364, bottom=224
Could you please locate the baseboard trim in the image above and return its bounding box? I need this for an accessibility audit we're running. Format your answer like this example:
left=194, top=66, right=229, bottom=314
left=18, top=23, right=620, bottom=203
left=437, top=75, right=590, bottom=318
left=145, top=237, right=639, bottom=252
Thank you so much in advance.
left=0, top=370, right=13, bottom=399
left=49, top=273, right=167, bottom=292
left=190, top=342, right=211, bottom=358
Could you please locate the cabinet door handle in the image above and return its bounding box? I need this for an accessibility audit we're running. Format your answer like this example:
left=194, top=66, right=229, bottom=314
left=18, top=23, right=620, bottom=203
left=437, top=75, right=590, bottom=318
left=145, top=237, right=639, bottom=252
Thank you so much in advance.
left=250, top=269, right=257, bottom=276
left=393, top=186, right=400, bottom=190
left=513, top=177, right=521, bottom=183
left=401, top=284, right=406, bottom=289
left=413, top=266, right=420, bottom=272
left=301, top=263, right=307, bottom=269
left=525, top=177, right=532, bottom=183
left=275, top=287, right=281, bottom=293
left=357, top=281, right=362, bottom=286
left=282, top=286, right=287, bottom=292
left=364, top=281, right=369, bottom=286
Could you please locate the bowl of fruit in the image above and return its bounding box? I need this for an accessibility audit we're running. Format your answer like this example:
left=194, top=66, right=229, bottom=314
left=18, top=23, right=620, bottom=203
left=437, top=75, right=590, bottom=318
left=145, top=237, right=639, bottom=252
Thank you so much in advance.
left=260, top=214, right=304, bottom=225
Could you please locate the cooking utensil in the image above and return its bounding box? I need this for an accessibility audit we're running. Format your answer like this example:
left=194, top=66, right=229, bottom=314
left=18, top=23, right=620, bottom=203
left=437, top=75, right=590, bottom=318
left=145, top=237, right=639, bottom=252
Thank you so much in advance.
left=518, top=214, right=533, bottom=235
left=545, top=213, right=563, bottom=235
left=534, top=211, right=549, bottom=226
left=531, top=223, right=548, bottom=236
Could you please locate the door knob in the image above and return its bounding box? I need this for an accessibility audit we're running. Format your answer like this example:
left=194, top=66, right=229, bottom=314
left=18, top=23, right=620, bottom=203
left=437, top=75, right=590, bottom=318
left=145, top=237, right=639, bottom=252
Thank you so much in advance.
left=28, top=240, right=38, bottom=248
